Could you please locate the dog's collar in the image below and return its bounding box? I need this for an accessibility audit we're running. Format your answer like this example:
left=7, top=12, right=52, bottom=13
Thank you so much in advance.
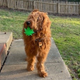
left=35, top=38, right=42, bottom=42
left=35, top=37, right=48, bottom=47
left=35, top=38, right=43, bottom=47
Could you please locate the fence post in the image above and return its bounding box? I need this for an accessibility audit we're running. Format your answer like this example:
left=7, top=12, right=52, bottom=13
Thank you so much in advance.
left=0, top=0, right=7, bottom=7
left=57, top=3, right=60, bottom=14
left=79, top=3, right=80, bottom=15
left=33, top=1, right=36, bottom=9
left=3, top=0, right=7, bottom=7
left=0, top=0, right=3, bottom=6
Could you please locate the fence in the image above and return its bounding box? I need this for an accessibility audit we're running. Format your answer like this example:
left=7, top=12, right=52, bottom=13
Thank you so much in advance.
left=0, top=0, right=80, bottom=15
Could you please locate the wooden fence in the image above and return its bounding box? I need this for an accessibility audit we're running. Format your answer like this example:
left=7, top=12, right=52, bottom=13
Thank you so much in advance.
left=0, top=0, right=80, bottom=15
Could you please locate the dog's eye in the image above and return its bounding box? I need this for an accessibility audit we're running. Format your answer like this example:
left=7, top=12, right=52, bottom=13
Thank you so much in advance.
left=37, top=17, right=39, bottom=22
left=42, top=17, right=44, bottom=22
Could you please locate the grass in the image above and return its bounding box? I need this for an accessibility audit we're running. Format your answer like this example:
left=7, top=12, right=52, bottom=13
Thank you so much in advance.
left=0, top=8, right=80, bottom=80
left=50, top=16, right=80, bottom=79
left=0, top=9, right=29, bottom=39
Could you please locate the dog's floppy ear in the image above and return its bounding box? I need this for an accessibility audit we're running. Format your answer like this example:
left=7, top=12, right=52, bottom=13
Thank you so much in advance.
left=42, top=13, right=51, bottom=28
left=32, top=9, right=39, bottom=13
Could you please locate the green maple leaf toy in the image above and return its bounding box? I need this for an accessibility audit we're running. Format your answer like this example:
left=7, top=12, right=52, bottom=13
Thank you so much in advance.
left=24, top=27, right=34, bottom=36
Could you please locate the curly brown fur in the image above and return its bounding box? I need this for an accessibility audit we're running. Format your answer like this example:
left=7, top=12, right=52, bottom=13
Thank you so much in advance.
left=22, top=9, right=51, bottom=77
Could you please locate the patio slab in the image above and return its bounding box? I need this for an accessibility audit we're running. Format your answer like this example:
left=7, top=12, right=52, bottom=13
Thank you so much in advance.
left=0, top=32, right=13, bottom=70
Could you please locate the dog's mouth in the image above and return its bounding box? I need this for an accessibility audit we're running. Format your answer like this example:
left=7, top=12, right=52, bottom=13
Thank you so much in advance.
left=24, top=27, right=35, bottom=36
left=24, top=26, right=43, bottom=36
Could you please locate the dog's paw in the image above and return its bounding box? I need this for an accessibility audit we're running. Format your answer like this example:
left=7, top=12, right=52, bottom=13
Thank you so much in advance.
left=27, top=66, right=34, bottom=71
left=39, top=71, right=48, bottom=77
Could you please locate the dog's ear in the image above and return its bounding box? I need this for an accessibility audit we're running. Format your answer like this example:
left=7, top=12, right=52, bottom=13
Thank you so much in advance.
left=42, top=13, right=51, bottom=28
left=32, top=9, right=39, bottom=13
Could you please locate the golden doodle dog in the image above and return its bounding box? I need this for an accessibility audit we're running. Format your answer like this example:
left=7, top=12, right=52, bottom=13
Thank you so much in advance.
left=22, top=9, right=51, bottom=77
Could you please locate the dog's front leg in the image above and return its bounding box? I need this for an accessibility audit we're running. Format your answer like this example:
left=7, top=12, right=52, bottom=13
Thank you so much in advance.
left=36, top=52, right=48, bottom=77
left=25, top=46, right=36, bottom=71
left=27, top=56, right=36, bottom=71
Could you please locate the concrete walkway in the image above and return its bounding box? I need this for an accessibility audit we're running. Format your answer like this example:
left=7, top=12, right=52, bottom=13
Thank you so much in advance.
left=0, top=39, right=72, bottom=80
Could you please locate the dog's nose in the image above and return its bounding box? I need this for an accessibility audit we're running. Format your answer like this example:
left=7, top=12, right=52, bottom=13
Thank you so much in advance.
left=26, top=21, right=30, bottom=25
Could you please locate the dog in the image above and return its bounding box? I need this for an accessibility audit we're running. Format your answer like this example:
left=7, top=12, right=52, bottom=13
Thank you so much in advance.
left=22, top=9, right=51, bottom=77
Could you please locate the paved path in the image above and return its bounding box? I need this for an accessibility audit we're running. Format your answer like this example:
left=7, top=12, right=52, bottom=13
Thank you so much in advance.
left=0, top=39, right=72, bottom=80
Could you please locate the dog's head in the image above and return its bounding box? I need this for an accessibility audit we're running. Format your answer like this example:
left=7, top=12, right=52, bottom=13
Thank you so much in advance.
left=23, top=9, right=51, bottom=35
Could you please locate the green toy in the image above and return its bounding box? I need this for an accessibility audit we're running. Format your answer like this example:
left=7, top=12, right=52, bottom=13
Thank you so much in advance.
left=24, top=27, right=34, bottom=36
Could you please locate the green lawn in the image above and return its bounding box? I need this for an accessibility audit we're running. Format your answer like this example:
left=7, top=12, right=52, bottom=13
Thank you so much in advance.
left=50, top=16, right=80, bottom=80
left=0, top=9, right=80, bottom=80
left=0, top=9, right=29, bottom=39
